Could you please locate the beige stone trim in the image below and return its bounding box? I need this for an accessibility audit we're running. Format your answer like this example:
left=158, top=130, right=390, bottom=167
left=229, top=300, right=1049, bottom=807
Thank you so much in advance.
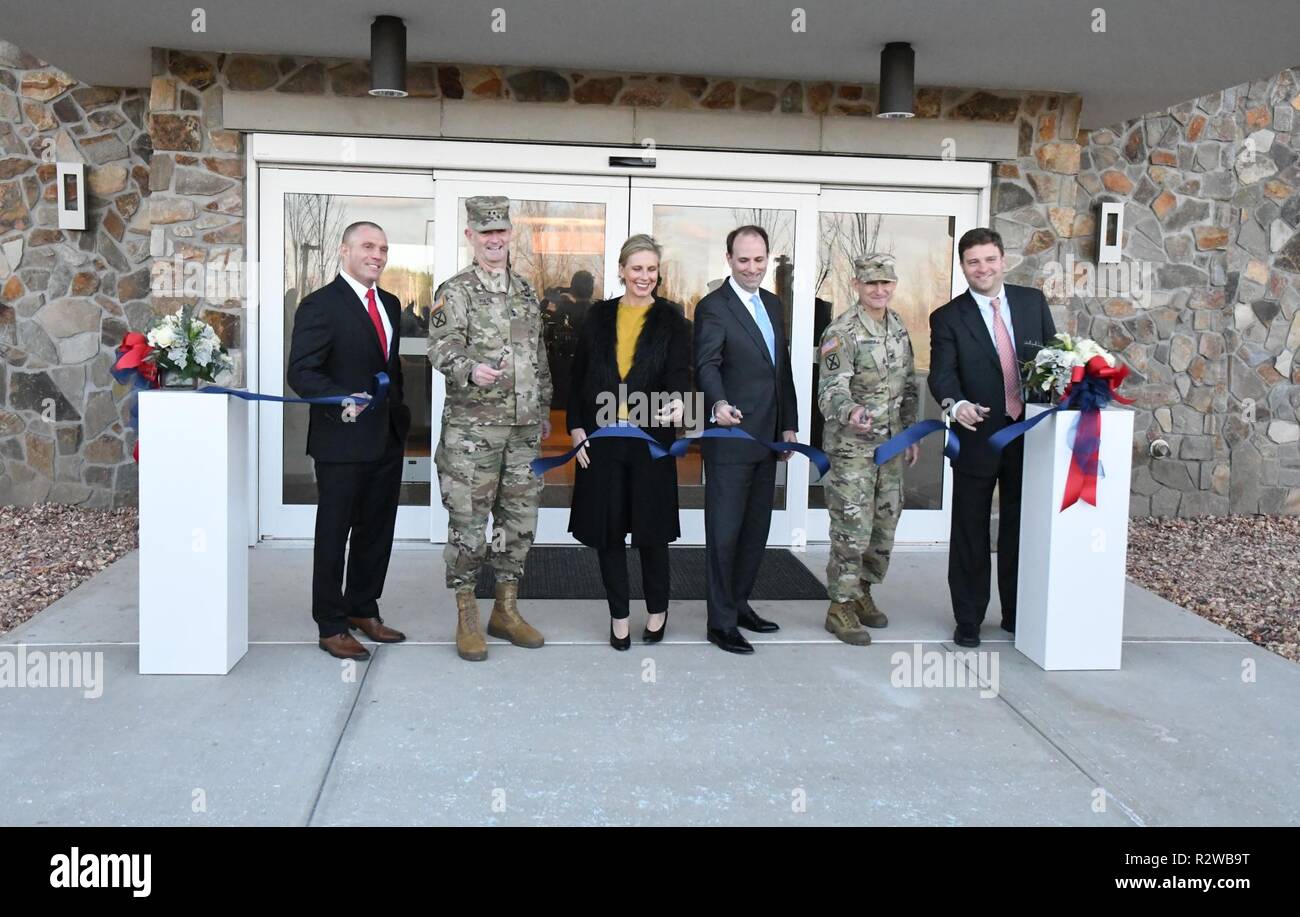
left=223, top=91, right=1018, bottom=160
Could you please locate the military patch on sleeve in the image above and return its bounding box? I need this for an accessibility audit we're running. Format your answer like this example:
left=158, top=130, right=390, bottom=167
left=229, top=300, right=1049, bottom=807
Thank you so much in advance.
left=430, top=296, right=447, bottom=328
left=825, top=353, right=840, bottom=371
left=820, top=335, right=840, bottom=356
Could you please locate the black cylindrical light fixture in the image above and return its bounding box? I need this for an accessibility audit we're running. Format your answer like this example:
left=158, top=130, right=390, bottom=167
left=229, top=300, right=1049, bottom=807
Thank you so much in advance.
left=877, top=41, right=915, bottom=118
left=369, top=15, right=408, bottom=97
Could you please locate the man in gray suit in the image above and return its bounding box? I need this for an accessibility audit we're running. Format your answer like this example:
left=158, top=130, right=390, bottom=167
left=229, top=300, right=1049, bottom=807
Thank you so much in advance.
left=693, top=225, right=799, bottom=654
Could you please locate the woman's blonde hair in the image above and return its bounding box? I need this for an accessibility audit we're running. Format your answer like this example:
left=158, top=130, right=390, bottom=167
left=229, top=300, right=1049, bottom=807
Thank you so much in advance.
left=618, top=233, right=663, bottom=267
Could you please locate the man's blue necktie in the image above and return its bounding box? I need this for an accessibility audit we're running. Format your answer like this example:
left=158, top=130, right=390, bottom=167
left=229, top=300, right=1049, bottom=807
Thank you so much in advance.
left=750, top=292, right=776, bottom=364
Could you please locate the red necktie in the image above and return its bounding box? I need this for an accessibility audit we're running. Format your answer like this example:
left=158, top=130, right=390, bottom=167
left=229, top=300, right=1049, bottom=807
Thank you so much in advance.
left=365, top=288, right=388, bottom=359
left=990, top=297, right=1023, bottom=418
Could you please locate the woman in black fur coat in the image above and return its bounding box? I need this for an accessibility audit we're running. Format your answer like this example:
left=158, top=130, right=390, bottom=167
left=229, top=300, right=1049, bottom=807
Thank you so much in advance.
left=566, top=234, right=692, bottom=649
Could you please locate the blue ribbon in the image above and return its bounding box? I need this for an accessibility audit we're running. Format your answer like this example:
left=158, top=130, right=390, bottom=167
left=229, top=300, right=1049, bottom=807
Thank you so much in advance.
left=530, top=425, right=673, bottom=476
left=669, top=427, right=831, bottom=478
left=872, top=418, right=960, bottom=466
left=987, top=379, right=1117, bottom=478
left=987, top=383, right=1101, bottom=455
left=110, top=364, right=155, bottom=432
left=198, top=372, right=390, bottom=407
left=532, top=425, right=832, bottom=478
left=988, top=405, right=1058, bottom=453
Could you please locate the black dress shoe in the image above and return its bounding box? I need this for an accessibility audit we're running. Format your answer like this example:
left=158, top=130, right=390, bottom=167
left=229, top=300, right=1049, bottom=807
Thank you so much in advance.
left=642, top=614, right=667, bottom=644
left=737, top=607, right=779, bottom=633
left=953, top=627, right=981, bottom=648
left=1000, top=618, right=1015, bottom=634
left=707, top=627, right=754, bottom=654
left=610, top=619, right=631, bottom=651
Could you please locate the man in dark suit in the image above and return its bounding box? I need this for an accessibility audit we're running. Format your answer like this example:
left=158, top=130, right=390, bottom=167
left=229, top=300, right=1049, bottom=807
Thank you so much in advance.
left=928, top=227, right=1056, bottom=648
left=694, top=225, right=799, bottom=654
left=287, top=221, right=412, bottom=660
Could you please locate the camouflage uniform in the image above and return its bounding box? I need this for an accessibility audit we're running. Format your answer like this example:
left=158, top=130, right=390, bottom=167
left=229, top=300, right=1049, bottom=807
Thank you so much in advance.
left=427, top=199, right=552, bottom=592
left=817, top=255, right=918, bottom=607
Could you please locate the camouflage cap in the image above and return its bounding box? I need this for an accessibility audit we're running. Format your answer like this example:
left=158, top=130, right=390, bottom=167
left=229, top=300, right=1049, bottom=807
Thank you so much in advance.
left=466, top=195, right=511, bottom=232
left=853, top=253, right=898, bottom=283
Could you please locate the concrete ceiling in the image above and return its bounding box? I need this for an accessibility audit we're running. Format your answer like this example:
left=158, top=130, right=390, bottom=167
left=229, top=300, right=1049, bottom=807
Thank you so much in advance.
left=3, top=0, right=1298, bottom=129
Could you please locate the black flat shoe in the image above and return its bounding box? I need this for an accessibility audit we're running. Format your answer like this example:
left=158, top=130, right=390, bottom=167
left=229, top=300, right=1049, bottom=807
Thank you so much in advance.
left=1000, top=618, right=1016, bottom=634
left=610, top=619, right=631, bottom=651
left=642, top=614, right=667, bottom=644
left=953, top=627, right=981, bottom=648
left=707, top=627, right=754, bottom=655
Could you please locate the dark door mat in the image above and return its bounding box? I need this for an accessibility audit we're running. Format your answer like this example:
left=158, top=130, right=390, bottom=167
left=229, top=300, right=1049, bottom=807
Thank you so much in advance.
left=474, top=546, right=828, bottom=601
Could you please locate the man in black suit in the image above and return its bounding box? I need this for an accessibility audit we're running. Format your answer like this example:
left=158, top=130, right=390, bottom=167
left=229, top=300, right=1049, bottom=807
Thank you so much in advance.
left=694, top=225, right=799, bottom=654
left=928, top=227, right=1056, bottom=648
left=287, top=221, right=412, bottom=660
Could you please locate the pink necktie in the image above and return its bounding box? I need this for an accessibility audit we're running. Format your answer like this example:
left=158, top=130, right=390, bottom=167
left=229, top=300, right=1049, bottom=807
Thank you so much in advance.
left=990, top=297, right=1023, bottom=418
left=366, top=288, right=388, bottom=359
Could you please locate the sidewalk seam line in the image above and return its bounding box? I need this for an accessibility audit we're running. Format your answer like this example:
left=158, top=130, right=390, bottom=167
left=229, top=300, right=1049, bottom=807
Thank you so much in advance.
left=944, top=642, right=1149, bottom=827
left=305, top=645, right=377, bottom=826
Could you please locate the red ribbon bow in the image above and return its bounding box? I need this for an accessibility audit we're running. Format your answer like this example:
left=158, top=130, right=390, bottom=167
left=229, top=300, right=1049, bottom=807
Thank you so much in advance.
left=1063, top=355, right=1134, bottom=405
left=1059, top=355, right=1133, bottom=511
left=113, top=332, right=160, bottom=385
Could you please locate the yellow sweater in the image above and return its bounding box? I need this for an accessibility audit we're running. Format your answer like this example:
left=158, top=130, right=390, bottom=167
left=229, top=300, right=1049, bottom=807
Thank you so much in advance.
left=616, top=300, right=650, bottom=418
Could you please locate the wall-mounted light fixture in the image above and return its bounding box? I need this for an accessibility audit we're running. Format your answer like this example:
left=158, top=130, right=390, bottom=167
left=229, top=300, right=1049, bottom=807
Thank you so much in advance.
left=877, top=42, right=915, bottom=119
left=56, top=162, right=86, bottom=230
left=369, top=15, right=408, bottom=98
left=1097, top=201, right=1123, bottom=263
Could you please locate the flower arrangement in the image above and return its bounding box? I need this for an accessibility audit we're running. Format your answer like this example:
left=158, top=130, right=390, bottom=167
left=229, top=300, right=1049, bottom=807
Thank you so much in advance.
left=1024, top=333, right=1117, bottom=401
left=144, top=306, right=233, bottom=386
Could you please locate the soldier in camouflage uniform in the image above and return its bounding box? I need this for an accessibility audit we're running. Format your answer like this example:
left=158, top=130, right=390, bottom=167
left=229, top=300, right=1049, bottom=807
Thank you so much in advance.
left=816, top=253, right=920, bottom=646
left=428, top=196, right=552, bottom=661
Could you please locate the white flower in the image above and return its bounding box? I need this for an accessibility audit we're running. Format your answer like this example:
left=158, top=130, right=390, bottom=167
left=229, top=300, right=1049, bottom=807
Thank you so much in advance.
left=1073, top=337, right=1117, bottom=367
left=148, top=325, right=177, bottom=349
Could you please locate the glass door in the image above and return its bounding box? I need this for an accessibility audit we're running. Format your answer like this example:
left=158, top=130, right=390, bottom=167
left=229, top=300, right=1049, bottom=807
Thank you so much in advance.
left=430, top=173, right=630, bottom=544
left=629, top=178, right=820, bottom=546
left=805, top=188, right=980, bottom=544
left=257, top=168, right=436, bottom=540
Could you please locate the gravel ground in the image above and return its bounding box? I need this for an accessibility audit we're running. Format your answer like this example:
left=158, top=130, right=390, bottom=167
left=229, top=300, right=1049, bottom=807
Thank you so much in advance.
left=1, top=506, right=1297, bottom=661
left=0, top=505, right=139, bottom=635
left=1127, top=515, right=1300, bottom=662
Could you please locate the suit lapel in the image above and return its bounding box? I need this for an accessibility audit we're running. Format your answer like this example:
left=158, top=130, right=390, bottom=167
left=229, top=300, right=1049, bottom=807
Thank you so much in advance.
left=957, top=290, right=1002, bottom=373
left=722, top=280, right=775, bottom=370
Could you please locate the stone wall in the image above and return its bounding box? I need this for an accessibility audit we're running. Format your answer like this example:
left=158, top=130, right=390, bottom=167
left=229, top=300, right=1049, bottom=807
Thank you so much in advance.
left=0, top=40, right=151, bottom=507
left=1069, top=71, right=1298, bottom=515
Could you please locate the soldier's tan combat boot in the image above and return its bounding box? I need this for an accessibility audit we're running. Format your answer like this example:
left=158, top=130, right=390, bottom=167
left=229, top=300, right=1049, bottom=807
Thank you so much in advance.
left=487, top=581, right=545, bottom=648
left=854, top=585, right=889, bottom=628
left=455, top=589, right=488, bottom=662
left=825, top=601, right=872, bottom=646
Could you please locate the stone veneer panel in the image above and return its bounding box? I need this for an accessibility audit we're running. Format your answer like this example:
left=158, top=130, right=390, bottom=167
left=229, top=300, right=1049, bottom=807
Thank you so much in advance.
left=0, top=39, right=151, bottom=507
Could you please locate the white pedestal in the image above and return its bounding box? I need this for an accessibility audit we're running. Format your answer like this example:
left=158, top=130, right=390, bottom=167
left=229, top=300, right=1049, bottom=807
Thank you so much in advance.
left=138, top=392, right=249, bottom=674
left=1015, top=404, right=1134, bottom=671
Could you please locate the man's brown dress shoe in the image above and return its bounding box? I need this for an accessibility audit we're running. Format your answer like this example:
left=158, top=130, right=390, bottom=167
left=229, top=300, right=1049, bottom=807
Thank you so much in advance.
left=319, top=632, right=371, bottom=660
left=348, top=616, right=406, bottom=643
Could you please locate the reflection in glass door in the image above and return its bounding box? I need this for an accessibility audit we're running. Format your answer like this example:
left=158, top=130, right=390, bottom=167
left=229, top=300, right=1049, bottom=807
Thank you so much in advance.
left=258, top=169, right=437, bottom=540
left=431, top=174, right=630, bottom=544
left=630, top=179, right=819, bottom=546
left=806, top=189, right=980, bottom=544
